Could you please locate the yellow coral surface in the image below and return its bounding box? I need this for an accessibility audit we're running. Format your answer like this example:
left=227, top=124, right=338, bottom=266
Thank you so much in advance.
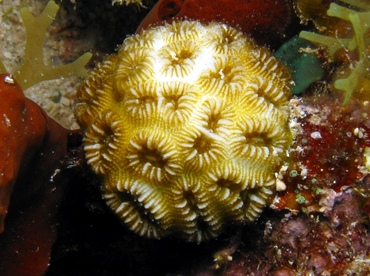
left=112, top=0, right=145, bottom=6
left=75, top=20, right=292, bottom=242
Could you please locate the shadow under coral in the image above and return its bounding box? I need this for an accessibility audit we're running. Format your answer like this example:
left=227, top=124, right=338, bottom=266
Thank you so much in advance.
left=47, top=162, right=231, bottom=276
left=47, top=172, right=370, bottom=275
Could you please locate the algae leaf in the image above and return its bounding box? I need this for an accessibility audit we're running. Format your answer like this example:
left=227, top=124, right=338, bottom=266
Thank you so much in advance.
left=299, top=0, right=370, bottom=104
left=5, top=1, right=92, bottom=90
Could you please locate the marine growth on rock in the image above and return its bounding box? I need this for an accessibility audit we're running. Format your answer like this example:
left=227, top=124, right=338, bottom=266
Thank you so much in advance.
left=75, top=20, right=292, bottom=242
left=299, top=0, right=370, bottom=104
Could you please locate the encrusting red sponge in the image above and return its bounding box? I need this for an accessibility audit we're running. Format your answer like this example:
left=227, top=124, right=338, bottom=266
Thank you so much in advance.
left=137, top=0, right=292, bottom=46
left=0, top=74, right=70, bottom=275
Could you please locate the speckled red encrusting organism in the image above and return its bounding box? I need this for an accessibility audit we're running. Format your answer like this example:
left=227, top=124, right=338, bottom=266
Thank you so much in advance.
left=275, top=97, right=370, bottom=211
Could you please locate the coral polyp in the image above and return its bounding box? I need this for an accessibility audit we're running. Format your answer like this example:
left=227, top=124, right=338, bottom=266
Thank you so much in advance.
left=75, top=20, right=292, bottom=242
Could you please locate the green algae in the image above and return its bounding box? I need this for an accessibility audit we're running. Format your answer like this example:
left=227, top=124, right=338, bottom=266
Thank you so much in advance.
left=1, top=1, right=92, bottom=90
left=299, top=0, right=370, bottom=104
left=276, top=36, right=324, bottom=95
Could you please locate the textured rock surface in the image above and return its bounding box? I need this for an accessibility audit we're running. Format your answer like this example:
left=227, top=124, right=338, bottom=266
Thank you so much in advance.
left=75, top=20, right=292, bottom=242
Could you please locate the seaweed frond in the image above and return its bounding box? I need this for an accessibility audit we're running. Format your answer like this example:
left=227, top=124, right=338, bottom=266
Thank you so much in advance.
left=0, top=60, right=6, bottom=75
left=8, top=1, right=92, bottom=90
left=299, top=0, right=370, bottom=104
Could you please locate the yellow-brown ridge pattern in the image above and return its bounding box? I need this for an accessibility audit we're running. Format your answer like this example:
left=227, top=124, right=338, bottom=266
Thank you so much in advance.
left=75, top=20, right=292, bottom=242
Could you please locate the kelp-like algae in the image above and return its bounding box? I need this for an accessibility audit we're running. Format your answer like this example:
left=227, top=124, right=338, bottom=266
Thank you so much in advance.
left=299, top=0, right=370, bottom=104
left=0, top=1, right=92, bottom=90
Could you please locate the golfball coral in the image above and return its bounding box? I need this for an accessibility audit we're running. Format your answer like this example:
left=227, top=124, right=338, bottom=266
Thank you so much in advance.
left=75, top=20, right=292, bottom=242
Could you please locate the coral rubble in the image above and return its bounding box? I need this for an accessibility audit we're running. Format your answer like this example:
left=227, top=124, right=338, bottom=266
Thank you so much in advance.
left=75, top=20, right=292, bottom=242
left=216, top=186, right=370, bottom=275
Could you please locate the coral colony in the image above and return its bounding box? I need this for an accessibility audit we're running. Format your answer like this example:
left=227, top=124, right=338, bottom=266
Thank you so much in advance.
left=0, top=0, right=369, bottom=274
left=75, top=20, right=292, bottom=242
